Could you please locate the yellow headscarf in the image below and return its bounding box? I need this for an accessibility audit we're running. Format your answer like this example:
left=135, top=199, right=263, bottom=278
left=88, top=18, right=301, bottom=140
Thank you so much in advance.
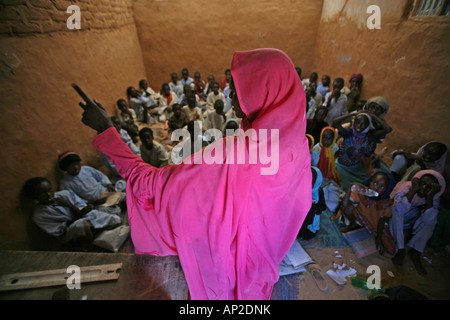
left=318, top=127, right=340, bottom=183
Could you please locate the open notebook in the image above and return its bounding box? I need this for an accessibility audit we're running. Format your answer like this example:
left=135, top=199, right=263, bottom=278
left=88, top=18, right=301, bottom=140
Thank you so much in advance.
left=279, top=238, right=313, bottom=276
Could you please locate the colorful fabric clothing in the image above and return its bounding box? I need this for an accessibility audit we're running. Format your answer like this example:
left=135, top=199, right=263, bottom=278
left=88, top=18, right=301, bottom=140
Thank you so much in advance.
left=316, top=127, right=340, bottom=184
left=336, top=120, right=376, bottom=190
left=350, top=171, right=397, bottom=254
left=91, top=48, right=311, bottom=300
left=337, top=127, right=376, bottom=168
left=389, top=170, right=446, bottom=252
left=316, top=82, right=329, bottom=97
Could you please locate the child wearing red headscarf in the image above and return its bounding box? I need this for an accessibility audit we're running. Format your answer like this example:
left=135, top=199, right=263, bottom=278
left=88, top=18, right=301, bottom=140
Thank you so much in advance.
left=311, top=127, right=340, bottom=184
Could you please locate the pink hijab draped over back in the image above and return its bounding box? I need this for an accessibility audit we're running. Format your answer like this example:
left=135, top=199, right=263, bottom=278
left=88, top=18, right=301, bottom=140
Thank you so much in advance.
left=92, top=48, right=311, bottom=300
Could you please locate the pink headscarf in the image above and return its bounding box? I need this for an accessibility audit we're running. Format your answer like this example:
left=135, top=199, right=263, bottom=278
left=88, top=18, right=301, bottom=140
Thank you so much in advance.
left=92, top=48, right=311, bottom=300
left=390, top=169, right=446, bottom=206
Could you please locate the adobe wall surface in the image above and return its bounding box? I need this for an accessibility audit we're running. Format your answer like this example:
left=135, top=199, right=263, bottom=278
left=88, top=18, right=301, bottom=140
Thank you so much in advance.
left=132, top=0, right=323, bottom=90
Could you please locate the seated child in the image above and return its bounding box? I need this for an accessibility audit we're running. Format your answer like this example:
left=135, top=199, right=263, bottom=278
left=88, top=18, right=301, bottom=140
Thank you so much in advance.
left=178, top=84, right=202, bottom=108
left=206, top=81, right=227, bottom=112
left=390, top=141, right=447, bottom=182
left=298, top=167, right=327, bottom=240
left=139, top=79, right=160, bottom=102
left=139, top=128, right=169, bottom=168
left=203, top=74, right=215, bottom=96
left=361, top=96, right=392, bottom=143
left=111, top=116, right=140, bottom=156
left=302, top=72, right=318, bottom=90
left=334, top=112, right=392, bottom=190
left=362, top=96, right=389, bottom=119
left=220, top=69, right=231, bottom=91
left=311, top=127, right=340, bottom=184
left=342, top=74, right=363, bottom=113
left=180, top=68, right=194, bottom=87
left=24, top=177, right=121, bottom=243
left=316, top=74, right=330, bottom=97
left=305, top=84, right=318, bottom=119
left=168, top=103, right=189, bottom=132
left=193, top=72, right=206, bottom=101
left=127, top=86, right=155, bottom=123
left=323, top=78, right=348, bottom=126
left=222, top=119, right=240, bottom=137
left=59, top=151, right=117, bottom=203
left=339, top=170, right=397, bottom=255
left=154, top=83, right=179, bottom=122
left=390, top=170, right=445, bottom=275
left=117, top=99, right=139, bottom=143
left=169, top=72, right=183, bottom=97
left=182, top=94, right=203, bottom=123
left=205, top=100, right=226, bottom=131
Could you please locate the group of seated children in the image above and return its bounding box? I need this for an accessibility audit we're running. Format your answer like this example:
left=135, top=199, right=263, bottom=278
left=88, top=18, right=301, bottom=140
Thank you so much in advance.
left=23, top=66, right=448, bottom=270
left=22, top=68, right=240, bottom=249
left=115, top=68, right=241, bottom=165
left=301, top=68, right=448, bottom=276
left=24, top=151, right=127, bottom=248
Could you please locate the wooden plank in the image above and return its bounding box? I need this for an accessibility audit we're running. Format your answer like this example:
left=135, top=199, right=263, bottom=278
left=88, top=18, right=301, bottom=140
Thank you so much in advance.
left=0, top=251, right=189, bottom=300
left=0, top=263, right=122, bottom=291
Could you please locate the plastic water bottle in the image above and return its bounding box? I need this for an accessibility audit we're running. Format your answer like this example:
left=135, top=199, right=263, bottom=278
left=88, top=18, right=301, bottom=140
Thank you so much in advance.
left=351, top=185, right=379, bottom=197
left=351, top=276, right=385, bottom=293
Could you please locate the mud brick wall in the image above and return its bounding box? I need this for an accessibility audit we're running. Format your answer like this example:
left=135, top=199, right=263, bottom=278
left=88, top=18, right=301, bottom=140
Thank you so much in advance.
left=0, top=0, right=134, bottom=35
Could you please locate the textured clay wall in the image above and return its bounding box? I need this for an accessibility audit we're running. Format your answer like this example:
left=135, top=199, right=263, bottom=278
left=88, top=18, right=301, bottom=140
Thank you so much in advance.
left=312, top=0, right=450, bottom=153
left=133, top=0, right=323, bottom=90
left=0, top=0, right=147, bottom=249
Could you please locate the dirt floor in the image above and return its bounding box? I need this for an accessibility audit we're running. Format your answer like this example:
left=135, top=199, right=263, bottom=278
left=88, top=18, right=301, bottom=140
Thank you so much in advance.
left=140, top=120, right=450, bottom=300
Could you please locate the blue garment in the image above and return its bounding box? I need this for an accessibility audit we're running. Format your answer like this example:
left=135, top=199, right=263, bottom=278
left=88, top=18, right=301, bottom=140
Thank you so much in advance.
left=305, top=167, right=324, bottom=235
left=60, top=166, right=111, bottom=202
left=316, top=82, right=329, bottom=97
left=361, top=170, right=396, bottom=201
left=32, top=189, right=121, bottom=242
left=390, top=194, right=440, bottom=252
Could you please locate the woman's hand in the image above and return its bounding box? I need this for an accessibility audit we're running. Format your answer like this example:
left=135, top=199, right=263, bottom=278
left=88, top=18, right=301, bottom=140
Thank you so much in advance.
left=73, top=84, right=113, bottom=134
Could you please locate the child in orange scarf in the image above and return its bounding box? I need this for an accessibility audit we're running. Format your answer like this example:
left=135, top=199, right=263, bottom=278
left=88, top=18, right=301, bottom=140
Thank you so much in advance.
left=311, top=126, right=340, bottom=184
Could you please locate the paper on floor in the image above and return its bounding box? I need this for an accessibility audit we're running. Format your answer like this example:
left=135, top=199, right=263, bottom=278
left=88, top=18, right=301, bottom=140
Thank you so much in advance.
left=326, top=262, right=357, bottom=285
left=279, top=239, right=313, bottom=276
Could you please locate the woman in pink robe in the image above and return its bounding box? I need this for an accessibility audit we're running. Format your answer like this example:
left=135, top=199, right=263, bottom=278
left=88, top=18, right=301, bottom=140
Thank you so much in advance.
left=75, top=48, right=312, bottom=300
